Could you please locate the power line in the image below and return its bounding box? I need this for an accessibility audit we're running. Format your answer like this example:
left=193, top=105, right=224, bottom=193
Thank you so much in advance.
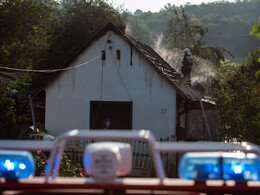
left=109, top=47, right=132, bottom=101
left=0, top=56, right=100, bottom=73
left=206, top=34, right=258, bottom=37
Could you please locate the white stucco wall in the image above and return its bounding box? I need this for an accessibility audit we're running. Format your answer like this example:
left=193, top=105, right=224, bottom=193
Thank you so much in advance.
left=45, top=31, right=177, bottom=140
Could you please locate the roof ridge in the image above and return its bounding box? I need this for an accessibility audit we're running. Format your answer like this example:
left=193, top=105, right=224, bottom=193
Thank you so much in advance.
left=31, top=22, right=201, bottom=101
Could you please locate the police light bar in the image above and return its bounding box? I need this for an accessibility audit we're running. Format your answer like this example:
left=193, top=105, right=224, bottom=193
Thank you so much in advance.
left=84, top=142, right=132, bottom=180
left=179, top=152, right=260, bottom=181
left=0, top=150, right=35, bottom=179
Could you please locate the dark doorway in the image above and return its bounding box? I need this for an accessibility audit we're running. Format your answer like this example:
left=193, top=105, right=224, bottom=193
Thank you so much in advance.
left=90, top=101, right=132, bottom=130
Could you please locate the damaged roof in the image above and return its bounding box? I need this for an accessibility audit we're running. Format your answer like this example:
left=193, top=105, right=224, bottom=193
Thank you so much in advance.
left=31, top=22, right=201, bottom=101
left=124, top=34, right=202, bottom=101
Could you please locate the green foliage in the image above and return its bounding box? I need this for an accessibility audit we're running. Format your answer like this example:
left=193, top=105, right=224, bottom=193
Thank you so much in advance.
left=250, top=16, right=260, bottom=39
left=0, top=81, right=28, bottom=139
left=9, top=72, right=33, bottom=112
left=0, top=0, right=59, bottom=69
left=165, top=8, right=233, bottom=67
left=250, top=17, right=260, bottom=78
left=127, top=20, right=154, bottom=45
left=213, top=49, right=260, bottom=144
left=131, top=0, right=259, bottom=58
left=216, top=59, right=241, bottom=81
left=0, top=0, right=125, bottom=89
left=0, top=0, right=126, bottom=137
left=132, top=10, right=171, bottom=40
left=195, top=46, right=234, bottom=67
left=256, top=69, right=260, bottom=78
left=165, top=8, right=208, bottom=50
left=35, top=151, right=89, bottom=177
left=53, top=0, right=125, bottom=63
left=32, top=0, right=125, bottom=88
left=201, top=13, right=255, bottom=58
left=133, top=9, right=143, bottom=16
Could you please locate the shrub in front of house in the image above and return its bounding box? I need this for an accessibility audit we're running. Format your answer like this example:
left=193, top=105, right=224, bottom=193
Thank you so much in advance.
left=35, top=150, right=89, bottom=177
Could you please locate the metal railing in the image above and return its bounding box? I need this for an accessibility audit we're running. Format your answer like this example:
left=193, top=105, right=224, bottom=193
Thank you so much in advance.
left=0, top=129, right=260, bottom=184
left=44, top=129, right=164, bottom=183
left=26, top=132, right=168, bottom=173
left=65, top=139, right=153, bottom=170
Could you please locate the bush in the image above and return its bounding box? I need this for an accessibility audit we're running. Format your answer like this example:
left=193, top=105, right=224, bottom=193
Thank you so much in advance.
left=0, top=81, right=28, bottom=139
left=213, top=49, right=260, bottom=144
left=35, top=150, right=89, bottom=177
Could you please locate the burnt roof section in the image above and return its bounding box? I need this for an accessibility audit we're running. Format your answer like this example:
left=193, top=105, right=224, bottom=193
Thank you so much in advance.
left=124, top=34, right=201, bottom=101
left=31, top=22, right=201, bottom=101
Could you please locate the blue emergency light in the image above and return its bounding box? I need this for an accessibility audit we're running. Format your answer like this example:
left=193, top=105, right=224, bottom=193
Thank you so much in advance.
left=179, top=152, right=260, bottom=181
left=0, top=150, right=35, bottom=179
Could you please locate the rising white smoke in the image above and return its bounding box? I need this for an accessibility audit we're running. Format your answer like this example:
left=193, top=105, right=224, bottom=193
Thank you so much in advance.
left=125, top=22, right=132, bottom=35
left=154, top=33, right=183, bottom=73
left=153, top=33, right=216, bottom=85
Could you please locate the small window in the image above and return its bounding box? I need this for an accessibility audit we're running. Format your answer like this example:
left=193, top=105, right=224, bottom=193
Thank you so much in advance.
left=116, top=50, right=121, bottom=60
left=101, top=50, right=106, bottom=60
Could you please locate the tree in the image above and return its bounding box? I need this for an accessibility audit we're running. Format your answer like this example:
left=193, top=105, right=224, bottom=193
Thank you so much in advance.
left=127, top=19, right=154, bottom=45
left=251, top=17, right=260, bottom=39
left=250, top=16, right=260, bottom=78
left=52, top=0, right=125, bottom=64
left=165, top=8, right=233, bottom=66
left=0, top=0, right=126, bottom=136
left=32, top=0, right=125, bottom=88
left=165, top=8, right=208, bottom=50
left=134, top=9, right=143, bottom=16
left=213, top=49, right=260, bottom=144
left=0, top=81, right=28, bottom=139
left=0, top=0, right=59, bottom=69
left=0, top=0, right=60, bottom=118
left=130, top=1, right=259, bottom=59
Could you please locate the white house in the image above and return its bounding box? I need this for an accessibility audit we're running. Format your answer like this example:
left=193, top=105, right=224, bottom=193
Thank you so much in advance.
left=31, top=23, right=218, bottom=141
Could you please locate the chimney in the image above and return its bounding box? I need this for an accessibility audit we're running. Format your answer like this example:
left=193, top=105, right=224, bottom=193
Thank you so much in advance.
left=117, top=26, right=126, bottom=34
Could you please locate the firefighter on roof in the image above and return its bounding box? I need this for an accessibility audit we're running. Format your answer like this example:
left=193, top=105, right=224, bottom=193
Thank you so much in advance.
left=181, top=48, right=193, bottom=85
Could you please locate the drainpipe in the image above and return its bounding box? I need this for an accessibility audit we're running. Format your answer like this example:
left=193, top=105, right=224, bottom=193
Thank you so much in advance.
left=198, top=96, right=211, bottom=138
left=29, top=96, right=37, bottom=133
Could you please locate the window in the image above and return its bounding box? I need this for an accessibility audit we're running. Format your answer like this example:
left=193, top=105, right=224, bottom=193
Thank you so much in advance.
left=90, top=101, right=132, bottom=130
left=116, top=50, right=121, bottom=60
left=101, top=50, right=106, bottom=60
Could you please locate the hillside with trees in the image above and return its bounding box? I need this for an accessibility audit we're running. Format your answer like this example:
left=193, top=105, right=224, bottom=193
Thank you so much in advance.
left=130, top=0, right=260, bottom=59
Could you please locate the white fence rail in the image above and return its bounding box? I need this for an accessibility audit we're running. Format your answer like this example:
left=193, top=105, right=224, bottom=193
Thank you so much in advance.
left=27, top=133, right=171, bottom=176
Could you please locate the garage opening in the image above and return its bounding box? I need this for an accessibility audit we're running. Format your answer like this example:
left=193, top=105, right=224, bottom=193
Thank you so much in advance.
left=90, top=101, right=132, bottom=130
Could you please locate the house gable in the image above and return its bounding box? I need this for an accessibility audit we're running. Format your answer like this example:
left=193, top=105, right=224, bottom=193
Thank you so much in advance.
left=44, top=30, right=178, bottom=139
left=31, top=22, right=201, bottom=102
left=30, top=22, right=205, bottom=140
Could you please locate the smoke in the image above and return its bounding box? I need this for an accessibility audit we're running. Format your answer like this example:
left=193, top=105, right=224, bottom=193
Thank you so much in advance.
left=154, top=34, right=183, bottom=73
left=125, top=27, right=216, bottom=89
left=125, top=22, right=132, bottom=35
left=191, top=56, right=216, bottom=84
left=153, top=33, right=216, bottom=86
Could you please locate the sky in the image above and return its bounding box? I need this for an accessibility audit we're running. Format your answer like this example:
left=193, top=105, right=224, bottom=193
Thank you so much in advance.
left=108, top=0, right=236, bottom=13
